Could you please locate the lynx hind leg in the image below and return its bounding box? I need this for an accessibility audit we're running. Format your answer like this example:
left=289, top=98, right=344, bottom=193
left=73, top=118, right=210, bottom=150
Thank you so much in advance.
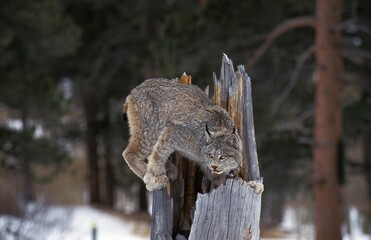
left=122, top=96, right=149, bottom=179
left=144, top=125, right=176, bottom=191
left=122, top=141, right=148, bottom=179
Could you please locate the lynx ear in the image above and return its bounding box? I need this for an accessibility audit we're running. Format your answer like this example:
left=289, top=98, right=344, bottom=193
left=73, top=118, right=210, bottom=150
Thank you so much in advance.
left=227, top=134, right=241, bottom=150
left=205, top=123, right=215, bottom=142
left=232, top=126, right=236, bottom=134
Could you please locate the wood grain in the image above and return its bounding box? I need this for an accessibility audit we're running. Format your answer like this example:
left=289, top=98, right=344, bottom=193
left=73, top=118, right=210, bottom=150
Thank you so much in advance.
left=189, top=178, right=262, bottom=240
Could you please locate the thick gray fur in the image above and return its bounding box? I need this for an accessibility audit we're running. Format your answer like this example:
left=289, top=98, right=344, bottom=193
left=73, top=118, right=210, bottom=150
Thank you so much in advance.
left=122, top=78, right=242, bottom=191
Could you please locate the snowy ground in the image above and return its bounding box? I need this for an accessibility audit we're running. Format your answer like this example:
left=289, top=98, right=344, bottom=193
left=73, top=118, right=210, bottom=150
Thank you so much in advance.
left=277, top=206, right=370, bottom=240
left=48, top=206, right=150, bottom=240
left=0, top=204, right=369, bottom=240
left=0, top=205, right=150, bottom=240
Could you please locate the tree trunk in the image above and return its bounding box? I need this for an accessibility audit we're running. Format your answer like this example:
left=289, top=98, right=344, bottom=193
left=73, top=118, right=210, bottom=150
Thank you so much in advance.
left=19, top=63, right=35, bottom=204
left=139, top=182, right=148, bottom=212
left=83, top=90, right=100, bottom=204
left=150, top=188, right=173, bottom=240
left=313, top=0, right=343, bottom=239
left=20, top=102, right=35, bottom=203
left=103, top=99, right=114, bottom=208
left=261, top=192, right=285, bottom=228
left=189, top=179, right=261, bottom=240
left=363, top=127, right=371, bottom=228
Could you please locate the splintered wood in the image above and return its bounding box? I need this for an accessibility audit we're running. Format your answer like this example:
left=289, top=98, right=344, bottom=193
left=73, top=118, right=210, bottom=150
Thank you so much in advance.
left=189, top=55, right=262, bottom=240
left=189, top=179, right=261, bottom=240
left=212, top=55, right=260, bottom=181
left=179, top=72, right=192, bottom=85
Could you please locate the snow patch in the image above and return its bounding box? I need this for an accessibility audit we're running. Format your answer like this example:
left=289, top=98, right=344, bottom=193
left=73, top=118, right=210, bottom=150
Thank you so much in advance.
left=0, top=205, right=149, bottom=240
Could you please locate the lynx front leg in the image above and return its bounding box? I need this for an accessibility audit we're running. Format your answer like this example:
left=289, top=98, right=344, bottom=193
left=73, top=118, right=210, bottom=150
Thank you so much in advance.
left=144, top=125, right=175, bottom=191
left=247, top=180, right=264, bottom=194
left=122, top=141, right=149, bottom=179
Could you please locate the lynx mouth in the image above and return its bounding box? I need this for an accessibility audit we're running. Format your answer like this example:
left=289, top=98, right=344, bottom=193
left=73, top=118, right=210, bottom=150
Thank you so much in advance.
left=212, top=169, right=224, bottom=175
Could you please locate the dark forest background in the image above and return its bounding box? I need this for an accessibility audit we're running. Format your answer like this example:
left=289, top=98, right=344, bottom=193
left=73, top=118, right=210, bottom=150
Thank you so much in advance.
left=0, top=0, right=370, bottom=239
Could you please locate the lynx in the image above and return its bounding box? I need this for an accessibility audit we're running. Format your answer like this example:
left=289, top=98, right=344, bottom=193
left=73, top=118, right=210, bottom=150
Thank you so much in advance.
left=122, top=78, right=242, bottom=191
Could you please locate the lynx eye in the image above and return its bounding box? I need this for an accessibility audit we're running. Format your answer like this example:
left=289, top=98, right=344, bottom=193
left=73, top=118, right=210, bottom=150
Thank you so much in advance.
left=207, top=154, right=213, bottom=159
left=219, top=155, right=227, bottom=161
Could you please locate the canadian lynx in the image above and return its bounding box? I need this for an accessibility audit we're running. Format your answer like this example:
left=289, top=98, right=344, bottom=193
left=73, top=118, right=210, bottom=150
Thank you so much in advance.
left=122, top=78, right=242, bottom=191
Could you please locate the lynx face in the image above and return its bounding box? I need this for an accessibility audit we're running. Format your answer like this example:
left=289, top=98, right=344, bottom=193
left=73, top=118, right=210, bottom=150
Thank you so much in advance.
left=201, top=126, right=242, bottom=175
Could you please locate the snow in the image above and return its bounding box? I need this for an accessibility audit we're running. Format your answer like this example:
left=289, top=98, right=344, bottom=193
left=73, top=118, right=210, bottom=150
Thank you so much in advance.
left=1, top=204, right=369, bottom=240
left=343, top=207, right=370, bottom=240
left=0, top=205, right=149, bottom=240
left=49, top=206, right=149, bottom=240
left=280, top=206, right=296, bottom=231
left=278, top=206, right=370, bottom=240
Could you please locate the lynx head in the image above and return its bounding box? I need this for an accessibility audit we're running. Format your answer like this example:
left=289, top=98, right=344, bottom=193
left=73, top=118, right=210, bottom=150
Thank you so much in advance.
left=201, top=124, right=242, bottom=175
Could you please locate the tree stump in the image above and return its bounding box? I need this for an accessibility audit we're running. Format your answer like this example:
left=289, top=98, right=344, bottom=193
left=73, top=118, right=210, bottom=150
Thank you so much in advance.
left=150, top=54, right=262, bottom=240
left=189, top=179, right=261, bottom=240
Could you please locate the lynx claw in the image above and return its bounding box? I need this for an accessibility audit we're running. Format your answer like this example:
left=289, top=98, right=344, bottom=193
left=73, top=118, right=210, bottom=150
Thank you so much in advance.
left=144, top=171, right=168, bottom=191
left=247, top=180, right=264, bottom=194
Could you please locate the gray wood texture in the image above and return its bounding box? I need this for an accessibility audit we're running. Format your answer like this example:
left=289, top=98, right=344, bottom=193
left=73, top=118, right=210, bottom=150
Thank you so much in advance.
left=189, top=178, right=261, bottom=240
left=239, top=64, right=261, bottom=181
left=151, top=188, right=173, bottom=240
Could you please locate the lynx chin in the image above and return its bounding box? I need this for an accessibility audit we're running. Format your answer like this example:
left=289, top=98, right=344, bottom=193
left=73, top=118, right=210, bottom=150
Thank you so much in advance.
left=122, top=78, right=242, bottom=191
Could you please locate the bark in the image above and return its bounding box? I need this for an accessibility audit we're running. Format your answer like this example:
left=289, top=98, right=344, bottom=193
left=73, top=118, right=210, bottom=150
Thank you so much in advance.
left=150, top=188, right=173, bottom=240
left=313, top=0, right=343, bottom=239
left=83, top=90, right=100, bottom=204
left=189, top=179, right=261, bottom=240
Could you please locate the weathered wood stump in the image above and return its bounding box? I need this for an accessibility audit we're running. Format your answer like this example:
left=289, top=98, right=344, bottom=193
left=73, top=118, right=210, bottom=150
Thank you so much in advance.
left=189, top=179, right=261, bottom=240
left=151, top=54, right=262, bottom=240
left=150, top=188, right=173, bottom=240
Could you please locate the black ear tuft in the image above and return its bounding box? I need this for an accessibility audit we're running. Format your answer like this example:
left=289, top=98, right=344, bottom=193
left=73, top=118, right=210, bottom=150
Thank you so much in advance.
left=205, top=123, right=211, bottom=142
left=206, top=123, right=211, bottom=135
left=232, top=126, right=236, bottom=134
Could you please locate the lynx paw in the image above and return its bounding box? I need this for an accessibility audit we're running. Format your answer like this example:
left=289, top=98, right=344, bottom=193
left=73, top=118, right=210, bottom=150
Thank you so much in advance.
left=143, top=171, right=168, bottom=191
left=247, top=180, right=264, bottom=194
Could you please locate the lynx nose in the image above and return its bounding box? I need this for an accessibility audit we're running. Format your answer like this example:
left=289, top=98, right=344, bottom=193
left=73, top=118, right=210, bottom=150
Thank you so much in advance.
left=209, top=164, right=223, bottom=175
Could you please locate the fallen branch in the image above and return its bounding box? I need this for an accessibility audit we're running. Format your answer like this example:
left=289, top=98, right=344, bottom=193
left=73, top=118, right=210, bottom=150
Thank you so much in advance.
left=247, top=16, right=316, bottom=68
left=272, top=44, right=316, bottom=114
